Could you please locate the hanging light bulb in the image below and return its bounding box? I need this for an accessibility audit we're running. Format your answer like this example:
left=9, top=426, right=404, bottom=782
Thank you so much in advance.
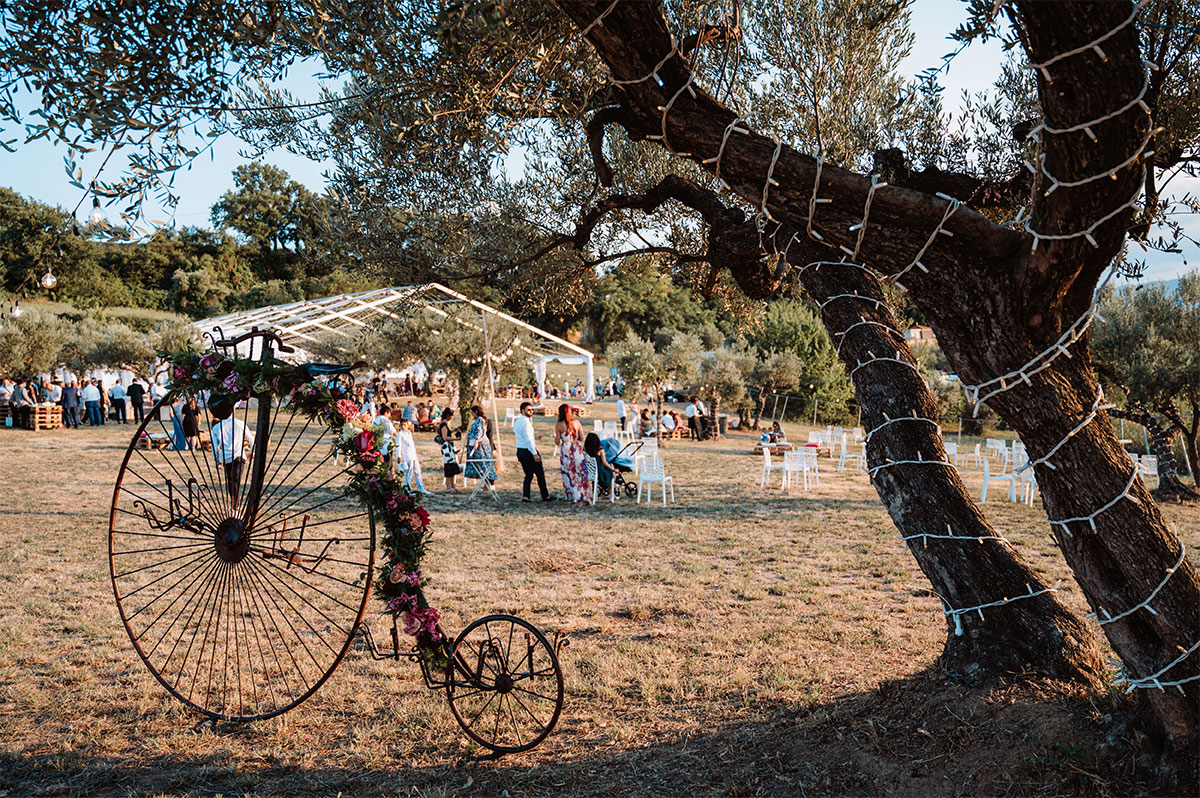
left=11, top=300, right=24, bottom=318
left=88, top=197, right=107, bottom=226
left=41, top=270, right=58, bottom=290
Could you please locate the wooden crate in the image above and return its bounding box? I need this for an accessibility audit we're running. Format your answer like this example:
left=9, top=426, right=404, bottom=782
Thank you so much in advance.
left=572, top=405, right=591, bottom=418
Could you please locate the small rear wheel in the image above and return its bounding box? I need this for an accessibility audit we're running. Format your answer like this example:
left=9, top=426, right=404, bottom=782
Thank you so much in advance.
left=445, top=614, right=564, bottom=755
left=623, top=480, right=638, bottom=497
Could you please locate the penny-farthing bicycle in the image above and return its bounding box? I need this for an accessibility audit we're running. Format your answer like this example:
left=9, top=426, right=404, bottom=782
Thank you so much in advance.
left=109, top=330, right=565, bottom=756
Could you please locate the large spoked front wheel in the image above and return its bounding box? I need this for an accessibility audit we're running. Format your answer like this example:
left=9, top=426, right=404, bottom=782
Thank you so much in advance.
left=446, top=615, right=565, bottom=755
left=109, top=393, right=375, bottom=721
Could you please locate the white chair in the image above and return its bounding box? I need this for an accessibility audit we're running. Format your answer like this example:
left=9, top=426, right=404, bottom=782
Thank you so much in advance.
left=960, top=442, right=983, bottom=468
left=1138, top=455, right=1159, bottom=487
left=504, top=407, right=517, bottom=427
left=943, top=440, right=959, bottom=467
left=981, top=457, right=1017, bottom=502
left=635, top=437, right=658, bottom=471
left=593, top=419, right=603, bottom=431
left=585, top=457, right=615, bottom=504
left=760, top=448, right=784, bottom=487
left=637, top=456, right=674, bottom=505
left=985, top=438, right=1005, bottom=461
left=782, top=450, right=819, bottom=491
left=1017, top=467, right=1038, bottom=506
left=838, top=441, right=866, bottom=473
left=851, top=427, right=865, bottom=442
left=603, top=420, right=618, bottom=436
left=997, top=443, right=1018, bottom=474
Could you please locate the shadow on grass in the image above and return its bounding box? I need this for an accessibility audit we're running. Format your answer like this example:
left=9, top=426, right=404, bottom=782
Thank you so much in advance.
left=2, top=669, right=1175, bottom=798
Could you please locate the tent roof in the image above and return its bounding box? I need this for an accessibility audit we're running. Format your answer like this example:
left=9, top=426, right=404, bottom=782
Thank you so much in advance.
left=194, top=282, right=592, bottom=364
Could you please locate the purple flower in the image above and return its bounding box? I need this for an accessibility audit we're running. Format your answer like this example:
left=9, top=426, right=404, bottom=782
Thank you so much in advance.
left=222, top=371, right=240, bottom=392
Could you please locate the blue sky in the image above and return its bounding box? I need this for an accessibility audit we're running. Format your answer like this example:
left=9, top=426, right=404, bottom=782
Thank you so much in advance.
left=1, top=0, right=1193, bottom=283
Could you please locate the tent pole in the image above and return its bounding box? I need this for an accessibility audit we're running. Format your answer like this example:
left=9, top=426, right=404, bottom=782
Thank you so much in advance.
left=481, top=310, right=503, bottom=462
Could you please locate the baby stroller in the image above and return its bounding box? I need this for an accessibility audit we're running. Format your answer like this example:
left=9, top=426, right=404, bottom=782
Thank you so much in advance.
left=606, top=439, right=641, bottom=498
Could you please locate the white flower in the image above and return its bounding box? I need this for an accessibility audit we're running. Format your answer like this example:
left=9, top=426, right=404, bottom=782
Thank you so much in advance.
left=341, top=422, right=358, bottom=441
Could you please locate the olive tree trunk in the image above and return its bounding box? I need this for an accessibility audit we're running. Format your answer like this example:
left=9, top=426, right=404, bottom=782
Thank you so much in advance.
left=556, top=0, right=1199, bottom=753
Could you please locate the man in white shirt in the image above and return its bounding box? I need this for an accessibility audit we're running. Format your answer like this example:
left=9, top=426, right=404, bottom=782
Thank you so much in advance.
left=81, top=380, right=103, bottom=426
left=211, top=410, right=255, bottom=507
left=616, top=396, right=626, bottom=431
left=513, top=402, right=554, bottom=502
left=685, top=398, right=698, bottom=440
left=108, top=381, right=128, bottom=424
left=150, top=381, right=166, bottom=419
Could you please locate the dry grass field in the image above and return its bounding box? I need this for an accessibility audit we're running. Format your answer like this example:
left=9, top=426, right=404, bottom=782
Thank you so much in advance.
left=1, top=400, right=1195, bottom=797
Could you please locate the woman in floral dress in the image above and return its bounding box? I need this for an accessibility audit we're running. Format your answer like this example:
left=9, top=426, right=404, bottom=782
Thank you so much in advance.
left=554, top=403, right=590, bottom=503
left=463, top=405, right=498, bottom=486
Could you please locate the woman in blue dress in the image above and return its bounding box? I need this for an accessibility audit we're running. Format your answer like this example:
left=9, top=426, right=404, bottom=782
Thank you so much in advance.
left=463, top=405, right=497, bottom=486
left=171, top=396, right=187, bottom=450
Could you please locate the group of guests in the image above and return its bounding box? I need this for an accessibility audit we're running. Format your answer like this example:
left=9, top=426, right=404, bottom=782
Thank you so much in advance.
left=0, top=375, right=153, bottom=429
left=611, top=395, right=712, bottom=440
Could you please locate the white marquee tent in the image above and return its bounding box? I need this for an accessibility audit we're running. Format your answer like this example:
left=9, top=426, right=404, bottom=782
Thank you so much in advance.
left=194, top=283, right=596, bottom=401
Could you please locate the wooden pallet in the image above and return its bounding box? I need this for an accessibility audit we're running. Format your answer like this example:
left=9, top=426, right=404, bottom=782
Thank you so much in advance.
left=753, top=442, right=795, bottom=455
left=20, top=405, right=62, bottom=431
left=137, top=433, right=173, bottom=450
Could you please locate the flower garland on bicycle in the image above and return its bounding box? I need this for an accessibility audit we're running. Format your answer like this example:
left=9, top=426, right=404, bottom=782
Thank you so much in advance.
left=162, top=349, right=444, bottom=663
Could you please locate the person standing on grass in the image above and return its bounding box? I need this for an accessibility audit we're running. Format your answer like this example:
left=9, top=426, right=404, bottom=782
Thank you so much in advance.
left=127, top=379, right=146, bottom=423
left=395, top=418, right=427, bottom=494
left=464, top=405, right=498, bottom=488
left=60, top=380, right=80, bottom=429
left=616, top=395, right=627, bottom=431
left=81, top=379, right=102, bottom=426
left=150, top=380, right=166, bottom=419
left=514, top=401, right=555, bottom=502
left=210, top=398, right=254, bottom=507
left=685, top=397, right=699, bottom=440
left=182, top=396, right=203, bottom=450
left=108, top=381, right=128, bottom=424
left=437, top=407, right=462, bottom=492
left=554, top=403, right=589, bottom=504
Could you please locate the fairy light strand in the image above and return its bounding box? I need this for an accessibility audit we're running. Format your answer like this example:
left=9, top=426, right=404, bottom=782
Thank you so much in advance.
left=1024, top=0, right=1151, bottom=79
left=1015, top=388, right=1113, bottom=474
left=1112, top=639, right=1200, bottom=694
left=1089, top=545, right=1186, bottom=627
left=1047, top=466, right=1142, bottom=533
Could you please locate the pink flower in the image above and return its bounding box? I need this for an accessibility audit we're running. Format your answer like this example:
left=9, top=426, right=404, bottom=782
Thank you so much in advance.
left=387, top=567, right=404, bottom=584
left=223, top=372, right=240, bottom=391
left=388, top=594, right=417, bottom=613
left=199, top=353, right=219, bottom=368
left=172, top=365, right=187, bottom=380
left=401, top=607, right=441, bottom=640
left=355, top=430, right=375, bottom=452
left=415, top=506, right=431, bottom=527
left=335, top=399, right=360, bottom=421
left=403, top=569, right=421, bottom=587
